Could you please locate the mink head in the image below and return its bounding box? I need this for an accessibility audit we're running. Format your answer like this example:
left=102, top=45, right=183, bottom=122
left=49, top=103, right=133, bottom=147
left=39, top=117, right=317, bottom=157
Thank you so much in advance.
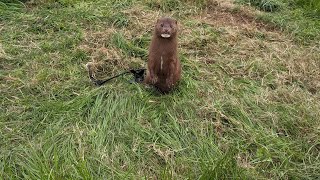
left=154, top=17, right=178, bottom=39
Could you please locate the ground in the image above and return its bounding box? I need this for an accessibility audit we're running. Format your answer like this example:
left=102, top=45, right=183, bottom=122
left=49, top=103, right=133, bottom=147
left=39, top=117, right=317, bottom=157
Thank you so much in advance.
left=1, top=0, right=320, bottom=179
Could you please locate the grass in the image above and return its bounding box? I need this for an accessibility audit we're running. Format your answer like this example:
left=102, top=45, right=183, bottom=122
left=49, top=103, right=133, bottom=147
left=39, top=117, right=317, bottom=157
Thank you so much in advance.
left=1, top=0, right=320, bottom=179
left=237, top=0, right=320, bottom=42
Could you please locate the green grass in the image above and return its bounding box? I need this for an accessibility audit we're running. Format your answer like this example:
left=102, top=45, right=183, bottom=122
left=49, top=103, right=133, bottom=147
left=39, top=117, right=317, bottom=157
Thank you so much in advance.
left=237, top=0, right=320, bottom=42
left=1, top=0, right=320, bottom=179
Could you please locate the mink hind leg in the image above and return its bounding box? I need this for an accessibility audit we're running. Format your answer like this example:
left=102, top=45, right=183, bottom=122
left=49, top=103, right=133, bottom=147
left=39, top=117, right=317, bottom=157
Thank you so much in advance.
left=143, top=72, right=151, bottom=85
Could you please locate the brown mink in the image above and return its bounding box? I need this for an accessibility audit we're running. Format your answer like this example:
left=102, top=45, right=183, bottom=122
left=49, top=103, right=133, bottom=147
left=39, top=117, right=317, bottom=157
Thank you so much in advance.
left=144, top=17, right=181, bottom=93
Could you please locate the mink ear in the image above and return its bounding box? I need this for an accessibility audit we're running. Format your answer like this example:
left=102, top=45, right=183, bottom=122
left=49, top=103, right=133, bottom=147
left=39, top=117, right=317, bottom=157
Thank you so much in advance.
left=175, top=20, right=177, bottom=24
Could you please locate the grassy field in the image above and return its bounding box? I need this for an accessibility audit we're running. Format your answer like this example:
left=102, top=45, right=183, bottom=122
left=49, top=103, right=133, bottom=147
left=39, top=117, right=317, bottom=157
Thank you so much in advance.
left=1, top=0, right=320, bottom=179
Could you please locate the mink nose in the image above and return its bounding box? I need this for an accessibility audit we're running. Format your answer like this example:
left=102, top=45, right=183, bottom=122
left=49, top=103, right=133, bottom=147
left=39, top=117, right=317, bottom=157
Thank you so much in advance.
left=163, top=28, right=170, bottom=33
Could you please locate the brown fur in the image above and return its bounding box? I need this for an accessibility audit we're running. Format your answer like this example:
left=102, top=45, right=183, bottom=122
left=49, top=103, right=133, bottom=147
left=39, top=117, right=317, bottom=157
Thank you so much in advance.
left=144, top=17, right=181, bottom=93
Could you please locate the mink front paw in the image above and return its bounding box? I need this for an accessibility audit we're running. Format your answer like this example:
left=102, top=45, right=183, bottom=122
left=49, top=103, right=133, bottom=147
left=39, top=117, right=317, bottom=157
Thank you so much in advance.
left=151, top=75, right=158, bottom=84
left=166, top=77, right=174, bottom=88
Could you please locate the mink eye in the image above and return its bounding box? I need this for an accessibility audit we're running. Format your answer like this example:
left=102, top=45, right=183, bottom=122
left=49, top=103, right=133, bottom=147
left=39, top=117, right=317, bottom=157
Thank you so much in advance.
left=161, top=23, right=164, bottom=27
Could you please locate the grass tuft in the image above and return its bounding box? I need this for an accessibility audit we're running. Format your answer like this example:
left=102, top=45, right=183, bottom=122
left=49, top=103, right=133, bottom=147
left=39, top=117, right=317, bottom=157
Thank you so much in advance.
left=238, top=0, right=284, bottom=12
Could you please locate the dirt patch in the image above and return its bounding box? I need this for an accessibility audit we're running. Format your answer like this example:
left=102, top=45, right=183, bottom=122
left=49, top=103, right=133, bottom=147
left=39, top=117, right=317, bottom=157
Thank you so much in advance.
left=200, top=1, right=278, bottom=32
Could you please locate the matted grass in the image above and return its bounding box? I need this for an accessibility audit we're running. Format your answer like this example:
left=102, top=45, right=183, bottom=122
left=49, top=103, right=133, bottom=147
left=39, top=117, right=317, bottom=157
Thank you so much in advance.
left=1, top=0, right=319, bottom=179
